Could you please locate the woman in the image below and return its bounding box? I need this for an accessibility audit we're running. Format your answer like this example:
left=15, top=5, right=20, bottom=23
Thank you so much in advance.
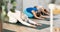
left=24, top=6, right=49, bottom=19
left=8, top=9, right=41, bottom=28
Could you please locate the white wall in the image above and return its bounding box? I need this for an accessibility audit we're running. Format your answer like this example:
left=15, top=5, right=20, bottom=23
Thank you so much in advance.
left=38, top=0, right=52, bottom=9
left=55, top=0, right=60, bottom=5
left=23, top=0, right=52, bottom=9
left=7, top=0, right=52, bottom=11
left=7, top=0, right=23, bottom=11
left=23, top=0, right=39, bottom=9
left=8, top=0, right=60, bottom=11
left=16, top=0, right=23, bottom=11
left=7, top=0, right=60, bottom=11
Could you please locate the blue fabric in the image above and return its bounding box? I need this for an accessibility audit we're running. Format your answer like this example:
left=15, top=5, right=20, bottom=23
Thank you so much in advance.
left=23, top=7, right=38, bottom=18
left=26, top=7, right=38, bottom=14
left=23, top=9, right=34, bottom=17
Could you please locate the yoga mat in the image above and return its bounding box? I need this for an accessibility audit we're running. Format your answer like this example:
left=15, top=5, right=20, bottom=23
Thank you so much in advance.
left=53, top=18, right=58, bottom=20
left=35, top=24, right=50, bottom=30
left=44, top=18, right=58, bottom=21
left=29, top=17, right=50, bottom=21
left=44, top=18, right=50, bottom=21
left=4, top=21, right=50, bottom=30
left=3, top=29, right=15, bottom=32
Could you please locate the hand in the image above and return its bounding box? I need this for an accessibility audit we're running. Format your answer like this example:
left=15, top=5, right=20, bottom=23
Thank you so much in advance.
left=31, top=25, right=36, bottom=28
left=35, top=24, right=42, bottom=26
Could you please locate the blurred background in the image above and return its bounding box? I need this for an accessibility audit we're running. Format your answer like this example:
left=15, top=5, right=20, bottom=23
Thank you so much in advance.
left=0, top=0, right=2, bottom=32
left=0, top=0, right=60, bottom=32
left=1, top=0, right=60, bottom=20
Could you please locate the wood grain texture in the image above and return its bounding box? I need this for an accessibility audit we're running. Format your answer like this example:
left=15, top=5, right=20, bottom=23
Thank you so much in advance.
left=0, top=8, right=2, bottom=32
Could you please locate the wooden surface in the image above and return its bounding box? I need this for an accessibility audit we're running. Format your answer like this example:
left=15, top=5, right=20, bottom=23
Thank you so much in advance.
left=0, top=19, right=2, bottom=32
left=3, top=19, right=50, bottom=32
left=0, top=8, right=2, bottom=32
